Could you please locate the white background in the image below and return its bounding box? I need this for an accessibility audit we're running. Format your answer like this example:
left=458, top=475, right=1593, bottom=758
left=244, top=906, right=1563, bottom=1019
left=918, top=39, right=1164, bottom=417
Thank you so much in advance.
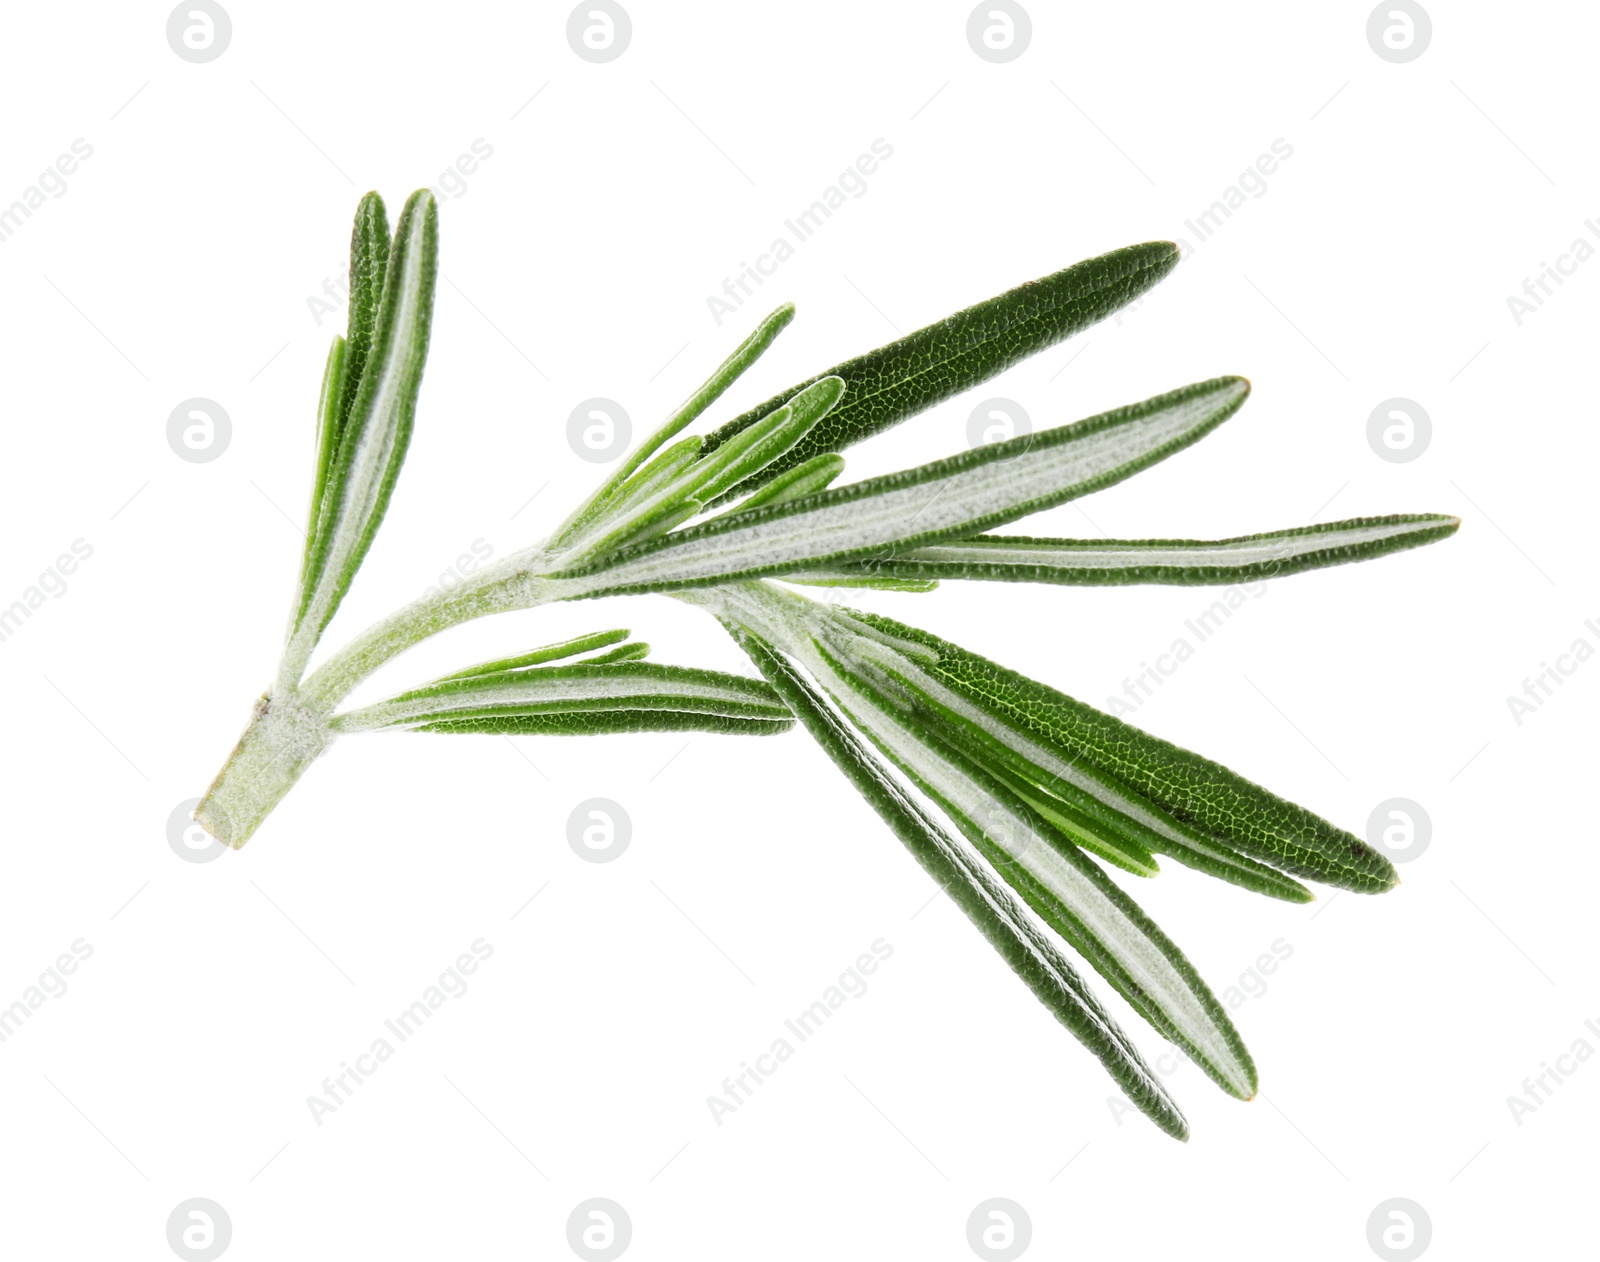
left=0, top=2, right=1593, bottom=1258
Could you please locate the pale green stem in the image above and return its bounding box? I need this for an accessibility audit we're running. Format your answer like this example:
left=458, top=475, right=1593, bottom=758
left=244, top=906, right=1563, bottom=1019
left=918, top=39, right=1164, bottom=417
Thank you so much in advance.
left=197, top=547, right=564, bottom=848
left=298, top=548, right=559, bottom=711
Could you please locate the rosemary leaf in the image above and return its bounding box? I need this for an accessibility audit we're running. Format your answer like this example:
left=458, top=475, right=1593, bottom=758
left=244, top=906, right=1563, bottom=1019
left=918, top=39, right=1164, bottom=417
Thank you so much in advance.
left=286, top=190, right=439, bottom=681
left=551, top=303, right=796, bottom=547
left=558, top=377, right=1249, bottom=595
left=338, top=191, right=392, bottom=432
left=434, top=629, right=633, bottom=680
left=730, top=627, right=1190, bottom=1140
left=702, top=242, right=1182, bottom=499
left=417, top=709, right=791, bottom=737
left=850, top=610, right=1395, bottom=893
left=725, top=453, right=846, bottom=513
left=832, top=514, right=1461, bottom=587
left=332, top=661, right=791, bottom=734
left=294, top=336, right=348, bottom=614
left=787, top=607, right=1256, bottom=1098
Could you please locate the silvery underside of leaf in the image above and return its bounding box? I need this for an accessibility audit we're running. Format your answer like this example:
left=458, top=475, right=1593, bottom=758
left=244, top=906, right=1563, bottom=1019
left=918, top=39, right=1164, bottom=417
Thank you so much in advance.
left=807, top=514, right=1462, bottom=587
left=692, top=580, right=1258, bottom=1106
left=550, top=376, right=1253, bottom=596
left=331, top=630, right=792, bottom=737
left=731, top=629, right=1191, bottom=1140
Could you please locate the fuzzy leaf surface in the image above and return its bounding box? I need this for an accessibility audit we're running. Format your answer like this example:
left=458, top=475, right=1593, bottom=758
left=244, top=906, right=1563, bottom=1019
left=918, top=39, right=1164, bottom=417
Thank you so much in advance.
left=332, top=661, right=790, bottom=734
left=286, top=190, right=439, bottom=677
left=735, top=594, right=1258, bottom=1098
left=829, top=515, right=1459, bottom=587
left=727, top=626, right=1189, bottom=1139
left=417, top=709, right=790, bottom=737
left=701, top=242, right=1182, bottom=498
left=558, top=377, right=1250, bottom=596
left=851, top=611, right=1396, bottom=892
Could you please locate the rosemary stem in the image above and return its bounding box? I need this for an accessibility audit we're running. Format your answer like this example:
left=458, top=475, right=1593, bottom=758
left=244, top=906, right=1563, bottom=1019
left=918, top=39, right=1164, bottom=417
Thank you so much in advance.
left=196, top=548, right=565, bottom=849
left=299, top=548, right=558, bottom=711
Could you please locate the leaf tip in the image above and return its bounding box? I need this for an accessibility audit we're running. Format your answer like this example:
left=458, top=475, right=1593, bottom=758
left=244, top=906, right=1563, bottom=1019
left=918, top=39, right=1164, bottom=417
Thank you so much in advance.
left=1122, top=239, right=1180, bottom=269
left=757, top=302, right=797, bottom=341
left=402, top=188, right=441, bottom=238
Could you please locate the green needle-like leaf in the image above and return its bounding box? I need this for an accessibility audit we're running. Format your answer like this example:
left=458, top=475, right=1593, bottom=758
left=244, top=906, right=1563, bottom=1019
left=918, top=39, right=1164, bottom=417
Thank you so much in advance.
left=728, top=453, right=846, bottom=513
left=435, top=629, right=634, bottom=680
left=782, top=610, right=1256, bottom=1099
left=561, top=379, right=847, bottom=565
left=415, top=709, right=789, bottom=737
left=556, top=377, right=1250, bottom=596
left=896, top=658, right=1312, bottom=901
left=285, top=190, right=439, bottom=682
left=784, top=574, right=940, bottom=594
left=294, top=336, right=348, bottom=612
left=294, top=195, right=393, bottom=616
left=683, top=404, right=795, bottom=500
left=701, top=242, right=1181, bottom=499
left=581, top=641, right=653, bottom=665
left=934, top=730, right=1161, bottom=878
left=849, top=610, right=1394, bottom=893
left=332, top=660, right=791, bottom=735
left=572, top=439, right=704, bottom=546
left=828, top=514, right=1461, bottom=587
left=552, top=303, right=796, bottom=548
left=728, top=626, right=1189, bottom=1140
left=688, top=376, right=845, bottom=503
left=618, top=302, right=796, bottom=482
left=338, top=192, right=392, bottom=432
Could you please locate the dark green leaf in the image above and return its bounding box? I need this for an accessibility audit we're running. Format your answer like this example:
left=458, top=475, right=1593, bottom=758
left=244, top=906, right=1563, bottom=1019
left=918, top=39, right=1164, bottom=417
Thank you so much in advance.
left=337, top=191, right=392, bottom=433
left=701, top=242, right=1181, bottom=499
left=852, top=610, right=1396, bottom=893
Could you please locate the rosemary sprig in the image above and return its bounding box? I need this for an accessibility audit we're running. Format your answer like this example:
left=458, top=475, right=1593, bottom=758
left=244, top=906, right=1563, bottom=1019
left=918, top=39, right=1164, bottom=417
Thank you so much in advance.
left=196, top=190, right=1458, bottom=1138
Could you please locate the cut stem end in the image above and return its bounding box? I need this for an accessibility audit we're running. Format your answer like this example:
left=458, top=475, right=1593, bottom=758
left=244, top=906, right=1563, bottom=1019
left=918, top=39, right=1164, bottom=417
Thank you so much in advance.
left=195, top=691, right=334, bottom=849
